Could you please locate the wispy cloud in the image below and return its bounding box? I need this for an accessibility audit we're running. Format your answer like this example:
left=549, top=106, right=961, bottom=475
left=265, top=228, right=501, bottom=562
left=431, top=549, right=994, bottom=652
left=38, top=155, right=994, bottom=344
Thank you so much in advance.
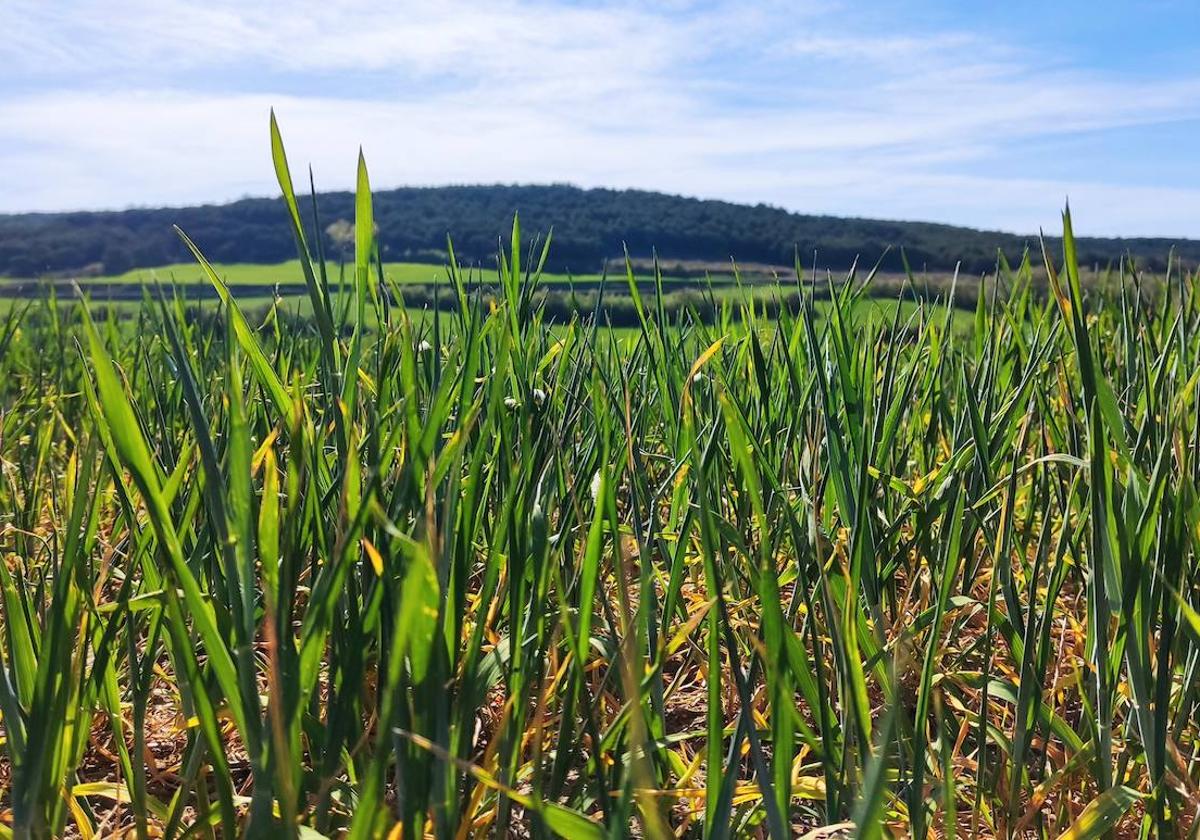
left=2, top=0, right=1199, bottom=237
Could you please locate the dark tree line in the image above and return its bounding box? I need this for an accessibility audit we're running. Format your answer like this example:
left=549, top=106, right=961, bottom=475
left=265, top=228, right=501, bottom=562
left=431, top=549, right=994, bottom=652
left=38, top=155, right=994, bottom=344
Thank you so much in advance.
left=1, top=184, right=1194, bottom=278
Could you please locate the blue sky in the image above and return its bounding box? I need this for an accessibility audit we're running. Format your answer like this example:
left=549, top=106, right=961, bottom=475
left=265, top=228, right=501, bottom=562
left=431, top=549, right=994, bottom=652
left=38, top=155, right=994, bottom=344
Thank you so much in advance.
left=2, top=0, right=1198, bottom=236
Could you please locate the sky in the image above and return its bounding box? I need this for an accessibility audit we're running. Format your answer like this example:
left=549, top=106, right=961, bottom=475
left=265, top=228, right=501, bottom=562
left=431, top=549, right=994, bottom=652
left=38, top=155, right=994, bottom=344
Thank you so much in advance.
left=2, top=0, right=1199, bottom=237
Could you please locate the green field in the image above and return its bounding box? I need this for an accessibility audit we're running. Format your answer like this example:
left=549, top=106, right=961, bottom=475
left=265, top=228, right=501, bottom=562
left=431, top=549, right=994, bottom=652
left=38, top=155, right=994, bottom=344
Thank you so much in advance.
left=85, top=259, right=503, bottom=286
left=0, top=280, right=975, bottom=344
left=42, top=258, right=728, bottom=288
left=2, top=128, right=1194, bottom=840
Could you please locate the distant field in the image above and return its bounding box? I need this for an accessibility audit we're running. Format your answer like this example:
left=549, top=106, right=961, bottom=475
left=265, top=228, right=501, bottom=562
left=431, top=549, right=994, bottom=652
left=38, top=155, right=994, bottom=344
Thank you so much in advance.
left=88, top=259, right=485, bottom=286
left=0, top=284, right=973, bottom=341
left=34, top=259, right=731, bottom=288
left=1, top=253, right=977, bottom=338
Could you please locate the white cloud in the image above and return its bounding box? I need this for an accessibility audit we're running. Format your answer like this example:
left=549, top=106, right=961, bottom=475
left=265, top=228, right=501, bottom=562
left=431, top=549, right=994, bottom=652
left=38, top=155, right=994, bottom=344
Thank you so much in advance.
left=2, top=0, right=1199, bottom=238
left=2, top=0, right=690, bottom=84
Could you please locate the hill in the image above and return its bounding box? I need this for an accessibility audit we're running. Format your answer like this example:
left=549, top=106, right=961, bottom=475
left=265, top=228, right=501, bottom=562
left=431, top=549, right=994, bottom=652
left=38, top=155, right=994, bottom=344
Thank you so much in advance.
left=1, top=184, right=1195, bottom=279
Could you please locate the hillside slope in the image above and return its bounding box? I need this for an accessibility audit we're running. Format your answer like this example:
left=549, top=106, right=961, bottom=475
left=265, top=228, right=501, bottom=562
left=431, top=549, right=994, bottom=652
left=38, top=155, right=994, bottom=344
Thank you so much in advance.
left=2, top=184, right=1195, bottom=278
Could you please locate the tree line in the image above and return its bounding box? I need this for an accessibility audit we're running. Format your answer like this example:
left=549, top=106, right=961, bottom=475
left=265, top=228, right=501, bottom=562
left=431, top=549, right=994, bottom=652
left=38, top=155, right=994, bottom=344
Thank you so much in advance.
left=1, top=183, right=1194, bottom=278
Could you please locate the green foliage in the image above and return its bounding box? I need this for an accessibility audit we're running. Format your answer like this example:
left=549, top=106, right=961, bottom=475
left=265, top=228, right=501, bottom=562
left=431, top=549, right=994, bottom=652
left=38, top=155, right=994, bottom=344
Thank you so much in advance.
left=2, top=182, right=1197, bottom=279
left=1, top=127, right=1198, bottom=839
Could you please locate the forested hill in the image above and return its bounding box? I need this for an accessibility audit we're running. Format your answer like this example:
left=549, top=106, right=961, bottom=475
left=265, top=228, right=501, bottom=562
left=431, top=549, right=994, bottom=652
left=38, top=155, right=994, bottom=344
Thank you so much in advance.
left=1, top=183, right=1195, bottom=278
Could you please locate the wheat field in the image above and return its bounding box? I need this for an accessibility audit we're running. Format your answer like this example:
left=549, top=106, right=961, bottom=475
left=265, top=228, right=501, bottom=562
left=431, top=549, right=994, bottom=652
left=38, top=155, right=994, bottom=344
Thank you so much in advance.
left=2, top=118, right=1199, bottom=839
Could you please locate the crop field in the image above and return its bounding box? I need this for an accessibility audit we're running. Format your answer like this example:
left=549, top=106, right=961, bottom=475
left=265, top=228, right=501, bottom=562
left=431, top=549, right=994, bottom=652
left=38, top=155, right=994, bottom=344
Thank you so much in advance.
left=6, top=259, right=724, bottom=290
left=3, top=126, right=1200, bottom=840
left=65, top=260, right=597, bottom=288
